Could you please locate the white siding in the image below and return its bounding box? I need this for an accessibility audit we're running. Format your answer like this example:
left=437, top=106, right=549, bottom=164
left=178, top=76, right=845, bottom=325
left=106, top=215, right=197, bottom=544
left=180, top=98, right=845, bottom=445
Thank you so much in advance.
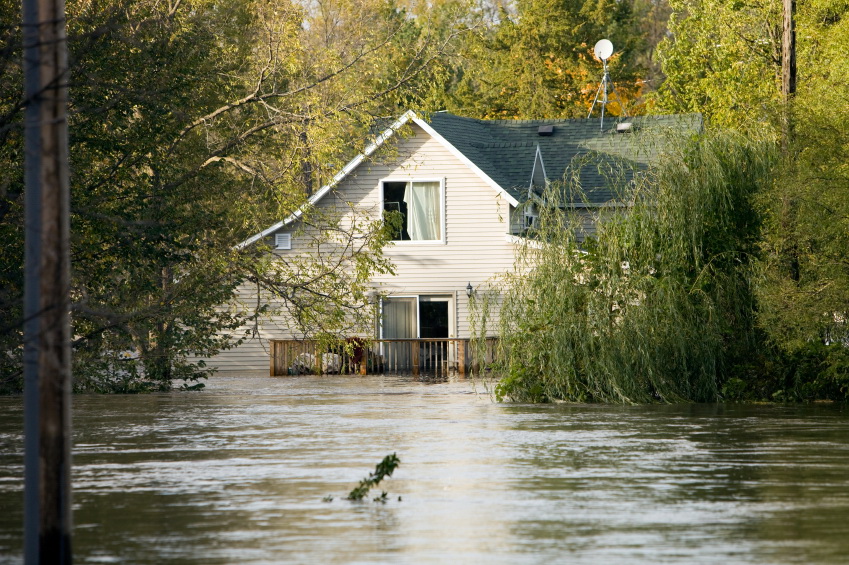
left=198, top=283, right=300, bottom=374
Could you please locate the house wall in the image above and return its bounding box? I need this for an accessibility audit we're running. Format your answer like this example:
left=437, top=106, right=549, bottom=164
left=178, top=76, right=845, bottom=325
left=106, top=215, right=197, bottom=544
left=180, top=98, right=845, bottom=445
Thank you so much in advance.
left=201, top=283, right=292, bottom=375
left=204, top=124, right=520, bottom=374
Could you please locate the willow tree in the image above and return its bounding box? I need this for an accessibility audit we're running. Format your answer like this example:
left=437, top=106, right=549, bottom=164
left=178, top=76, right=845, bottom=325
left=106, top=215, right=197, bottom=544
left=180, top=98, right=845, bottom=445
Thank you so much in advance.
left=485, top=131, right=776, bottom=403
left=654, top=0, right=849, bottom=399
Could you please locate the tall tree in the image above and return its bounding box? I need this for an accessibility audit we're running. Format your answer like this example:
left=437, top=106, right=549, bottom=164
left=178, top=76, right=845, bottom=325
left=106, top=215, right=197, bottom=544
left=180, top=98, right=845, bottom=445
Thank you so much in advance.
left=654, top=0, right=849, bottom=398
left=653, top=0, right=783, bottom=129
left=631, top=0, right=672, bottom=93
left=485, top=131, right=775, bottom=403
left=442, top=0, right=645, bottom=119
left=755, top=0, right=849, bottom=398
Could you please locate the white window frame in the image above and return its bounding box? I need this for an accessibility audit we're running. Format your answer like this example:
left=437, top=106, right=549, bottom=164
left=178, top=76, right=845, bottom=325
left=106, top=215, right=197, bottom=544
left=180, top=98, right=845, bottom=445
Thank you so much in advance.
left=380, top=177, right=446, bottom=244
left=378, top=294, right=456, bottom=339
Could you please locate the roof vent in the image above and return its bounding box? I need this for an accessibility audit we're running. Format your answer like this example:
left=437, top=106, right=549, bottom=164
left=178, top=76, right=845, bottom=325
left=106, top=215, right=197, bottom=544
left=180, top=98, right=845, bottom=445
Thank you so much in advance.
left=537, top=125, right=554, bottom=136
left=616, top=122, right=634, bottom=134
left=275, top=233, right=292, bottom=250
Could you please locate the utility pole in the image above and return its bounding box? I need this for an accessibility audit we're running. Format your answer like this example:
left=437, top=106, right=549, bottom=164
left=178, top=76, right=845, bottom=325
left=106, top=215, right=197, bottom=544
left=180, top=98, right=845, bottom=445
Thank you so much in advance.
left=779, top=0, right=800, bottom=282
left=782, top=0, right=796, bottom=99
left=22, top=0, right=73, bottom=562
left=782, top=0, right=797, bottom=144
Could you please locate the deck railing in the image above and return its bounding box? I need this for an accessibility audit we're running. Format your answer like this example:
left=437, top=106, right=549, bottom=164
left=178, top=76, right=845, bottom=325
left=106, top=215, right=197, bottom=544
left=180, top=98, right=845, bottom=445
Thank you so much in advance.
left=269, top=338, right=498, bottom=377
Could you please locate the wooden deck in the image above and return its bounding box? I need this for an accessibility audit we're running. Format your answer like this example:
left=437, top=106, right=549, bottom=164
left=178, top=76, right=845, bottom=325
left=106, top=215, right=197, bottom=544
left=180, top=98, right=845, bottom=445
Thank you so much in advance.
left=269, top=338, right=497, bottom=377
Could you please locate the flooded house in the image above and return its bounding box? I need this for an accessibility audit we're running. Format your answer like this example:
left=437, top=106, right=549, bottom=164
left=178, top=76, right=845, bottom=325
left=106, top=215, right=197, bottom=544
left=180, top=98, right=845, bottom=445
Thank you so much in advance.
left=204, top=111, right=699, bottom=375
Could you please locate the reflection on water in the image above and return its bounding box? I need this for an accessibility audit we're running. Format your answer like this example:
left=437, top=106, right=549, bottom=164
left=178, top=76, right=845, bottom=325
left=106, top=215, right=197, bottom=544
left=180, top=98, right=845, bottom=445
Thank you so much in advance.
left=1, top=376, right=848, bottom=564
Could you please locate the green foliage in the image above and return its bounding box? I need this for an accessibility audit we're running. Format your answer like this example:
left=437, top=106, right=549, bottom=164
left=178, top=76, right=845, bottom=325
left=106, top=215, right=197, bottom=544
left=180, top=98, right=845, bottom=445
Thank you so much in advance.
left=487, top=130, right=777, bottom=403
left=248, top=206, right=400, bottom=340
left=0, top=0, right=25, bottom=393
left=346, top=453, right=401, bottom=502
left=643, top=0, right=849, bottom=400
left=442, top=0, right=647, bottom=119
left=653, top=0, right=782, bottom=130
left=653, top=0, right=849, bottom=131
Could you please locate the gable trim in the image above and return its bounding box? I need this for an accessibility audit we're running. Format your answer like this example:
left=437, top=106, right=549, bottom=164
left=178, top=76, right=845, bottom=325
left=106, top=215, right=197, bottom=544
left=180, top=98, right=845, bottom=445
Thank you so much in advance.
left=236, top=110, right=518, bottom=249
left=236, top=110, right=418, bottom=249
left=529, top=144, right=547, bottom=192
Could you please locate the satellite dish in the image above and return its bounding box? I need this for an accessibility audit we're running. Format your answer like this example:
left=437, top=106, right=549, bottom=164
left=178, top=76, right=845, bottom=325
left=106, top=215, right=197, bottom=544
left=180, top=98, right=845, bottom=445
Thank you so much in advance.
left=594, top=39, right=614, bottom=61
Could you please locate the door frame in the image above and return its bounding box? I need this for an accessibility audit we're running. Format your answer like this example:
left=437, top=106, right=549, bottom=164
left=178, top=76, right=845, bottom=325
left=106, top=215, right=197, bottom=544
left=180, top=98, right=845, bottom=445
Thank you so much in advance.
left=379, top=294, right=455, bottom=339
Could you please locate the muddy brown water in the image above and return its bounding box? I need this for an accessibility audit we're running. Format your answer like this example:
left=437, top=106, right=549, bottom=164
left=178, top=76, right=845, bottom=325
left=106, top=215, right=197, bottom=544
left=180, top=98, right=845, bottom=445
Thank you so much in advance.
left=1, top=375, right=849, bottom=564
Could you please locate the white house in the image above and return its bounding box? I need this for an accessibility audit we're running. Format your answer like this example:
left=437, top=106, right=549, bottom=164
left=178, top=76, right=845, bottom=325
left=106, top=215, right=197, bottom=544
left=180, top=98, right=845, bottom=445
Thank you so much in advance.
left=206, top=110, right=700, bottom=374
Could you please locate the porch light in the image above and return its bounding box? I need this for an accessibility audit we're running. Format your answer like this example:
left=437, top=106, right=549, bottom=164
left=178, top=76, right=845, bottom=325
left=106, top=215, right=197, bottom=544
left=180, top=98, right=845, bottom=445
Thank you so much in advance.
left=466, top=282, right=474, bottom=297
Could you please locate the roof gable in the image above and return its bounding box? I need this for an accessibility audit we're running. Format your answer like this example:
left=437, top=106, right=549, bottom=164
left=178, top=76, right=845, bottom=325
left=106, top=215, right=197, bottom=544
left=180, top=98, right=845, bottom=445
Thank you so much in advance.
left=530, top=145, right=546, bottom=191
left=237, top=110, right=519, bottom=248
left=238, top=110, right=701, bottom=248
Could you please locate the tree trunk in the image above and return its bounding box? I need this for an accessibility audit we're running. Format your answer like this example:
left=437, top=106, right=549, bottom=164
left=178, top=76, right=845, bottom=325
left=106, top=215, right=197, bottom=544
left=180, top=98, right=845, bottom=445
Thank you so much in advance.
left=780, top=0, right=800, bottom=282
left=300, top=128, right=313, bottom=196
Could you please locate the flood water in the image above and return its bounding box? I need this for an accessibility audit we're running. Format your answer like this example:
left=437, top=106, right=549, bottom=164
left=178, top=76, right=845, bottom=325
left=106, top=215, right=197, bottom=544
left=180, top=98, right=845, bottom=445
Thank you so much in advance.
left=1, top=375, right=849, bottom=564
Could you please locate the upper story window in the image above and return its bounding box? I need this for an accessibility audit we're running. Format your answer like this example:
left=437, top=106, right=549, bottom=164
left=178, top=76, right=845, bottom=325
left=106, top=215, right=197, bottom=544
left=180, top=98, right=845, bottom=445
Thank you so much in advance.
left=382, top=180, right=443, bottom=242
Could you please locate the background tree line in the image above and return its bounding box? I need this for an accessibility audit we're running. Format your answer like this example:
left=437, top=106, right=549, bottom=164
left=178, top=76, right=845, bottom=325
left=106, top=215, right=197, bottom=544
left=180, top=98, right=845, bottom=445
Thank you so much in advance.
left=1, top=0, right=846, bottom=398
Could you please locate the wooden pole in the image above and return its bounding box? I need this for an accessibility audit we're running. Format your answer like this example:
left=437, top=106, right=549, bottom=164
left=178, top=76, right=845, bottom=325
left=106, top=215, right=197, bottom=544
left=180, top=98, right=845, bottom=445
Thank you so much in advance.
left=781, top=0, right=796, bottom=149
left=314, top=342, right=322, bottom=375
left=781, top=0, right=796, bottom=101
left=22, top=0, right=72, bottom=562
left=779, top=0, right=801, bottom=281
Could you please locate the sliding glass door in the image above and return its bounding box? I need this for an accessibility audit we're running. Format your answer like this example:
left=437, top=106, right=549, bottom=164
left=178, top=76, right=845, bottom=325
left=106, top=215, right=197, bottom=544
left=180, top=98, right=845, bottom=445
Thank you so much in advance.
left=380, top=296, right=454, bottom=372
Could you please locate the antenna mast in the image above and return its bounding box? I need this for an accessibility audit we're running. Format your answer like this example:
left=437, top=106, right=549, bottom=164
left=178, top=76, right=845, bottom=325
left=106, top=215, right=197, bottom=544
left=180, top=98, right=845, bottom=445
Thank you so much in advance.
left=588, top=39, right=628, bottom=131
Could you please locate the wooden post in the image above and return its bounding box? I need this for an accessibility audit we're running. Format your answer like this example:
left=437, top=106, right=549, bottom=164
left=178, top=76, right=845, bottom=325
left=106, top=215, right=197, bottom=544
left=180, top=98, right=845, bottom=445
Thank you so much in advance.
left=411, top=340, right=419, bottom=376
left=458, top=340, right=466, bottom=376
left=23, top=0, right=72, bottom=562
left=314, top=343, right=322, bottom=375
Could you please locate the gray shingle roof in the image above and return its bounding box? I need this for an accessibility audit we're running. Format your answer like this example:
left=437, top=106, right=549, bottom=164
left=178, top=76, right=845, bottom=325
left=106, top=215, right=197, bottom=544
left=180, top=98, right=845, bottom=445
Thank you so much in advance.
left=426, top=112, right=703, bottom=205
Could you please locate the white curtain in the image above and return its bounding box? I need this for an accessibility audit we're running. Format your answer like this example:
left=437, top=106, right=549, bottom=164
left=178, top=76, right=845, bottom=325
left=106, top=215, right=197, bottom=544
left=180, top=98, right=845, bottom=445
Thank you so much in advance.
left=404, top=181, right=441, bottom=240
left=382, top=298, right=417, bottom=339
